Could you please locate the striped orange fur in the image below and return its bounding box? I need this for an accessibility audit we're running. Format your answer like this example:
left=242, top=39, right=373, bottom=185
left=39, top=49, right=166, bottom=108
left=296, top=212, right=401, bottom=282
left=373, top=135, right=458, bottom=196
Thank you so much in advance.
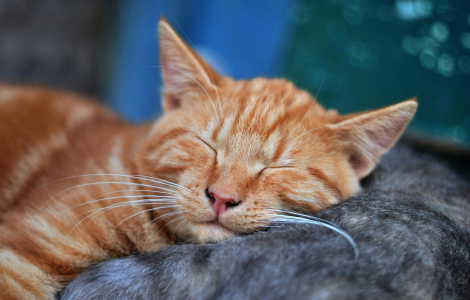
left=0, top=19, right=417, bottom=299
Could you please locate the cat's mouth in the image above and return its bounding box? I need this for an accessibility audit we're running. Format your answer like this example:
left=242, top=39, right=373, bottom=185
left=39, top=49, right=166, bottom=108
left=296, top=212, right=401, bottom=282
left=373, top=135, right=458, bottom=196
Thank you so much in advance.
left=191, top=219, right=236, bottom=243
left=200, top=220, right=229, bottom=230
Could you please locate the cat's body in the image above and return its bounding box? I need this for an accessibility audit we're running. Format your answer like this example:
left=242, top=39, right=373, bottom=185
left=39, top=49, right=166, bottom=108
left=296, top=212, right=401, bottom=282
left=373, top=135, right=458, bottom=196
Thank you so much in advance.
left=0, top=20, right=417, bottom=299
left=0, top=85, right=171, bottom=299
left=59, top=144, right=470, bottom=300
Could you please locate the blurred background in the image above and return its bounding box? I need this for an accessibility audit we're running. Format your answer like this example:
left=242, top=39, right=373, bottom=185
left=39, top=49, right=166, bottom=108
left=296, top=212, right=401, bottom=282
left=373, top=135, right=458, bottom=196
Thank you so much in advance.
left=0, top=0, right=469, bottom=180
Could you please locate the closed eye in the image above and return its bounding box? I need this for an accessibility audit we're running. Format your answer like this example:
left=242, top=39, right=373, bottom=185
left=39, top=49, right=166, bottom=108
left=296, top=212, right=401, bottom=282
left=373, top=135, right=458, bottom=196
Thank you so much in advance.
left=196, top=137, right=217, bottom=155
left=258, top=166, right=295, bottom=176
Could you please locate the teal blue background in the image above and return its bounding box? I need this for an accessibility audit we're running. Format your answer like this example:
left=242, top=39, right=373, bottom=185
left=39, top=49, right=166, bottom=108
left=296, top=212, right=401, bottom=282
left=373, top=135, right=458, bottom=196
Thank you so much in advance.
left=105, top=0, right=470, bottom=148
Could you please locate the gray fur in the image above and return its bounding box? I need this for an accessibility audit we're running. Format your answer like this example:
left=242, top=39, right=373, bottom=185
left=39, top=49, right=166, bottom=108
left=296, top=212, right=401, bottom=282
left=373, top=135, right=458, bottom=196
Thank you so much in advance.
left=58, top=144, right=470, bottom=300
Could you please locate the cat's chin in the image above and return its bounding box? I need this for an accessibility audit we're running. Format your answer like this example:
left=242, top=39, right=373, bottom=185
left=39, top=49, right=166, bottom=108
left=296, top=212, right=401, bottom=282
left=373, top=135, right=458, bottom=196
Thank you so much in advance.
left=190, top=220, right=236, bottom=244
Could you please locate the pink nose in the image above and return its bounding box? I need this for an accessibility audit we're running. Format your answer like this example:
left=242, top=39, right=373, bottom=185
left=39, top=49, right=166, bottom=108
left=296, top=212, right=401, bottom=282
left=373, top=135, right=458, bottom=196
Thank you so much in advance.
left=208, top=188, right=240, bottom=216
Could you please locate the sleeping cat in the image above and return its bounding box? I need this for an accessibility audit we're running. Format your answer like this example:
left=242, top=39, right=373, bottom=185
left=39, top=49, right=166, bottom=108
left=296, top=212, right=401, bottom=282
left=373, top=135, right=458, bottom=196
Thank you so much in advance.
left=0, top=19, right=416, bottom=299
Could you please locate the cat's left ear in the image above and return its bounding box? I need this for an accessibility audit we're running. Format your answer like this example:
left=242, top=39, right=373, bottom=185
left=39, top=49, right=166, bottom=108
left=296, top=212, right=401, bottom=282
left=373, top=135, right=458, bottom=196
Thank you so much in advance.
left=331, top=99, right=417, bottom=178
left=158, top=18, right=220, bottom=112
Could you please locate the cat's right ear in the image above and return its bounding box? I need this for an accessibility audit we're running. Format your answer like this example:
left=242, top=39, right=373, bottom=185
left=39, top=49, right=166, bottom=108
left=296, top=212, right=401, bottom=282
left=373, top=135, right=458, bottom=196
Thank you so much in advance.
left=158, top=18, right=219, bottom=112
left=330, top=99, right=417, bottom=179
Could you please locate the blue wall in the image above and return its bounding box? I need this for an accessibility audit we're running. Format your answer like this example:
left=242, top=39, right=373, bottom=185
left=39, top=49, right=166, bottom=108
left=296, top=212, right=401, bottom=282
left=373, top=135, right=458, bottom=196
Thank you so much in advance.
left=105, top=0, right=291, bottom=123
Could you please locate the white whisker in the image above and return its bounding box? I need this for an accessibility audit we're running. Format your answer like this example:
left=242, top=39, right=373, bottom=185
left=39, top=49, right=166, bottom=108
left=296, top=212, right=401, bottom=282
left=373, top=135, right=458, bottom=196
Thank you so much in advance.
left=51, top=181, right=178, bottom=203
left=266, top=209, right=358, bottom=260
left=60, top=204, right=182, bottom=249
left=269, top=209, right=340, bottom=228
left=105, top=205, right=184, bottom=247
left=158, top=214, right=186, bottom=233
left=136, top=210, right=185, bottom=236
left=72, top=195, right=180, bottom=209
left=75, top=201, right=181, bottom=226
left=75, top=198, right=181, bottom=215
left=130, top=174, right=190, bottom=191
left=172, top=218, right=188, bottom=239
left=80, top=189, right=176, bottom=204
left=53, top=173, right=189, bottom=192
left=77, top=204, right=177, bottom=220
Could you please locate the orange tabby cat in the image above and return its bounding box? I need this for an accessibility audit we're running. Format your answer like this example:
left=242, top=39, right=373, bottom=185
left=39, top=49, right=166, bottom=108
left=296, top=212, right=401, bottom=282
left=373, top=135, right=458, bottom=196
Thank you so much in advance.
left=0, top=19, right=416, bottom=299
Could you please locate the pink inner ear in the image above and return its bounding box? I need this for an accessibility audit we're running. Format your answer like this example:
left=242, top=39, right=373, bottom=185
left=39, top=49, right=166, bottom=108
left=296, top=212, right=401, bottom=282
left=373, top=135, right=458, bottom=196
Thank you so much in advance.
left=366, top=122, right=404, bottom=152
left=163, top=94, right=182, bottom=111
left=347, top=149, right=377, bottom=179
left=348, top=153, right=368, bottom=175
left=336, top=100, right=417, bottom=179
left=348, top=125, right=402, bottom=178
left=158, top=20, right=219, bottom=113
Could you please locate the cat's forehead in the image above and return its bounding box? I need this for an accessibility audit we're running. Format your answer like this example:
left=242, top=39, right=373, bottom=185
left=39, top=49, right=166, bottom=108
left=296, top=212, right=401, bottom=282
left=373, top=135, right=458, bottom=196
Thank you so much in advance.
left=216, top=78, right=325, bottom=133
left=224, top=78, right=312, bottom=107
left=198, top=78, right=325, bottom=166
left=202, top=114, right=289, bottom=170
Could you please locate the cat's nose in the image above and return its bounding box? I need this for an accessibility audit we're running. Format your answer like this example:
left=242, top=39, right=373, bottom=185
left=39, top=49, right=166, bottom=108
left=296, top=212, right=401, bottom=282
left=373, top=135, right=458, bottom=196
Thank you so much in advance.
left=205, top=188, right=241, bottom=216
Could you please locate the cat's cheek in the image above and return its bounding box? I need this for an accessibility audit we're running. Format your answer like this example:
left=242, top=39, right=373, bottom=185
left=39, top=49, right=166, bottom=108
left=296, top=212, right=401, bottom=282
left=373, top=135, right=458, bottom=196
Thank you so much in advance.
left=176, top=188, right=215, bottom=227
left=177, top=152, right=216, bottom=208
left=258, top=170, right=337, bottom=212
left=178, top=158, right=213, bottom=194
left=170, top=144, right=219, bottom=227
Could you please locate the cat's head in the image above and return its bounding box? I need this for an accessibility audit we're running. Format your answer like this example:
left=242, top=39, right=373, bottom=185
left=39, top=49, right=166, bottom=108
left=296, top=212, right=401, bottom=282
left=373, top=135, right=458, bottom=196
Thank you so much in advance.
left=136, top=19, right=417, bottom=243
